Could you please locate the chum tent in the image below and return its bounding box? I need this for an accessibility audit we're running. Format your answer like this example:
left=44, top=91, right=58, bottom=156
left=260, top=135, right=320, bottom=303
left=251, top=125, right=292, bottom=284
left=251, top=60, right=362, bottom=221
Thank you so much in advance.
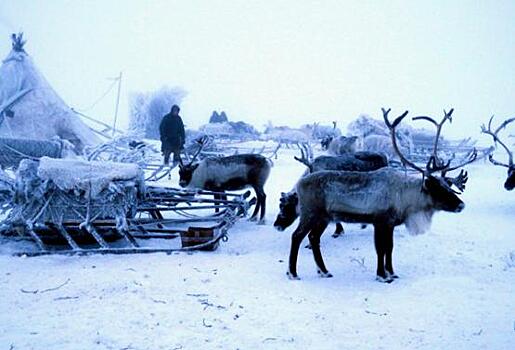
left=0, top=33, right=100, bottom=153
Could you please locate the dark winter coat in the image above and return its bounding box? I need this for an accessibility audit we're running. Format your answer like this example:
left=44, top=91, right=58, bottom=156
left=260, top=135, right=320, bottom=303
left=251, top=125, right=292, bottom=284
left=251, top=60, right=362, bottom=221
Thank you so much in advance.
left=159, top=113, right=185, bottom=151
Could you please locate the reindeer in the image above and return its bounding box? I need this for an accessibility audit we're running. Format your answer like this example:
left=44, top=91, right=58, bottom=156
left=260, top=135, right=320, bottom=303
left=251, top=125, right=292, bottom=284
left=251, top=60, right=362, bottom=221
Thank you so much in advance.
left=274, top=143, right=388, bottom=237
left=178, top=138, right=272, bottom=223
left=481, top=116, right=515, bottom=191
left=320, top=136, right=360, bottom=155
left=287, top=108, right=476, bottom=282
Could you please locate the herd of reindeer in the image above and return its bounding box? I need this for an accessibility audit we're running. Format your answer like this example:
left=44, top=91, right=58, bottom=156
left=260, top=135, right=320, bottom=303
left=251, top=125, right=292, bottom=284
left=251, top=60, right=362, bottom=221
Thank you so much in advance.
left=177, top=108, right=513, bottom=283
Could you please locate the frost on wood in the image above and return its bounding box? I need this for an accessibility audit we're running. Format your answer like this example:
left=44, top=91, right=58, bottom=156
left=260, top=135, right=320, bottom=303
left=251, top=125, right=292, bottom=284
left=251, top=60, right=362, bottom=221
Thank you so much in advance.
left=3, top=158, right=144, bottom=235
left=85, top=136, right=161, bottom=166
left=129, top=86, right=187, bottom=139
left=0, top=33, right=100, bottom=154
left=0, top=168, right=13, bottom=213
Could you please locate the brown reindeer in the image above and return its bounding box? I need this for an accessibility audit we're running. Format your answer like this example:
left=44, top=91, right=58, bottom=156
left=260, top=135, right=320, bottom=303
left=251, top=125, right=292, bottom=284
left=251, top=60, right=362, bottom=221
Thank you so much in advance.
left=287, top=108, right=476, bottom=282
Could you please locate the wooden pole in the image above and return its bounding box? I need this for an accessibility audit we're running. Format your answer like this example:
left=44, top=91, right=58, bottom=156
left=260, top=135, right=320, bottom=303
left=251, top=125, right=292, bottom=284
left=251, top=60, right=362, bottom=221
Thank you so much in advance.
left=112, top=71, right=123, bottom=137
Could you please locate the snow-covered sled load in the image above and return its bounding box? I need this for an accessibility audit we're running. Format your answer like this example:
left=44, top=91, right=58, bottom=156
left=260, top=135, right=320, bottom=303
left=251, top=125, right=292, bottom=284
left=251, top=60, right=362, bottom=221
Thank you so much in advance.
left=0, top=33, right=100, bottom=155
left=7, top=157, right=143, bottom=228
left=0, top=156, right=253, bottom=255
left=199, top=122, right=235, bottom=138
left=0, top=157, right=143, bottom=251
left=199, top=121, right=260, bottom=141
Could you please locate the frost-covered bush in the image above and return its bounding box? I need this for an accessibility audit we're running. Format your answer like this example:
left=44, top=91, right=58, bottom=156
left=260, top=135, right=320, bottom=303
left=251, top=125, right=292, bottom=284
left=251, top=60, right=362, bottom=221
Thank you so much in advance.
left=129, top=86, right=187, bottom=139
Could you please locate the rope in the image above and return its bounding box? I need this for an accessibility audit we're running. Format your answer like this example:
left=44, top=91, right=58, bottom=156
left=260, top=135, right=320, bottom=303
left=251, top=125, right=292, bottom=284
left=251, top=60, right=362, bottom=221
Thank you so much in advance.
left=75, top=79, right=118, bottom=112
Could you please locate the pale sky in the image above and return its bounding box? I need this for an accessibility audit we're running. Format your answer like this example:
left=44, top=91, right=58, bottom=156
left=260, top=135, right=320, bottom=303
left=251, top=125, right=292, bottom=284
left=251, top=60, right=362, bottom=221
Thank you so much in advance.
left=1, top=0, right=514, bottom=138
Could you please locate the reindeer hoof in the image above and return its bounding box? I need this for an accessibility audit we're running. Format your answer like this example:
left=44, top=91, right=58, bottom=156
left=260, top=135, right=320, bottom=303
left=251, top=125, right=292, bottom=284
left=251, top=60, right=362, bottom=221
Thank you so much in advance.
left=248, top=216, right=257, bottom=222
left=386, top=272, right=399, bottom=279
left=376, top=275, right=394, bottom=283
left=304, top=243, right=312, bottom=249
left=257, top=219, right=266, bottom=225
left=317, top=269, right=333, bottom=278
left=286, top=271, right=300, bottom=280
left=332, top=233, right=341, bottom=238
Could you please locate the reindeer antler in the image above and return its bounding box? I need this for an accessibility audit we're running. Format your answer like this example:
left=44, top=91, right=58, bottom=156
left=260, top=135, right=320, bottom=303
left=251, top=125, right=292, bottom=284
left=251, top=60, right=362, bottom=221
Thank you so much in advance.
left=442, top=148, right=477, bottom=174
left=445, top=169, right=469, bottom=193
left=382, top=108, right=426, bottom=174
left=294, top=143, right=314, bottom=172
left=481, top=116, right=514, bottom=168
left=385, top=107, right=476, bottom=177
left=187, top=135, right=208, bottom=165
left=412, top=109, right=454, bottom=172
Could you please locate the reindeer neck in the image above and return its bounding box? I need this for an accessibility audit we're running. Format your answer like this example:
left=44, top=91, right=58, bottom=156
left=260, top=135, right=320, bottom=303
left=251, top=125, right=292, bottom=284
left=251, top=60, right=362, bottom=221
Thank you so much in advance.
left=394, top=174, right=432, bottom=217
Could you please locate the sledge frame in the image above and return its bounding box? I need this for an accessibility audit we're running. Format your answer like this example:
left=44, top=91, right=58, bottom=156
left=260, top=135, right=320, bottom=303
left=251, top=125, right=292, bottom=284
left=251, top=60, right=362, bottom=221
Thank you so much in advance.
left=5, top=186, right=254, bottom=256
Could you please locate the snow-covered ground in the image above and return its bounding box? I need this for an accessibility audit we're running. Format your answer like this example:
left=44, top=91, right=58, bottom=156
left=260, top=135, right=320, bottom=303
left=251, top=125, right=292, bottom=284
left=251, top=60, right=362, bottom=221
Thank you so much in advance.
left=0, top=146, right=514, bottom=349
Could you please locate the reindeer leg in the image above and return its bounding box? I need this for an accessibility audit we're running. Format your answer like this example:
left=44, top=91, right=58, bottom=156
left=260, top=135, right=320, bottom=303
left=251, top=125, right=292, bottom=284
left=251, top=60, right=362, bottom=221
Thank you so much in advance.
left=257, top=187, right=267, bottom=225
left=374, top=224, right=393, bottom=283
left=249, top=185, right=261, bottom=221
left=384, top=225, right=398, bottom=279
left=332, top=222, right=344, bottom=238
left=308, top=221, right=332, bottom=277
left=287, top=219, right=312, bottom=280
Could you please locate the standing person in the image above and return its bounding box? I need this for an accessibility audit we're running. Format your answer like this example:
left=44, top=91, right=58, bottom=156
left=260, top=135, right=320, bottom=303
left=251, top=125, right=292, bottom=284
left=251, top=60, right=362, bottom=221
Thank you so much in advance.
left=159, top=104, right=185, bottom=165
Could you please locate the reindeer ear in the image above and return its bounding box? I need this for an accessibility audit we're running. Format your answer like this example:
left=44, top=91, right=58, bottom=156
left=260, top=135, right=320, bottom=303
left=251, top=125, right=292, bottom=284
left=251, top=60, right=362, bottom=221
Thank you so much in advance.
left=421, top=177, right=430, bottom=192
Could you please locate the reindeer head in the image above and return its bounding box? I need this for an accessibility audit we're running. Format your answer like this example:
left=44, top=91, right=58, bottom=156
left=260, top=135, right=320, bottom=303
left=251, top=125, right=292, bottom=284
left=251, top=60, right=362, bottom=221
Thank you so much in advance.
left=274, top=192, right=299, bottom=231
left=481, top=116, right=515, bottom=191
left=383, top=108, right=476, bottom=213
left=321, top=136, right=333, bottom=150
left=506, top=168, right=515, bottom=191
left=178, top=163, right=199, bottom=188
left=178, top=136, right=207, bottom=188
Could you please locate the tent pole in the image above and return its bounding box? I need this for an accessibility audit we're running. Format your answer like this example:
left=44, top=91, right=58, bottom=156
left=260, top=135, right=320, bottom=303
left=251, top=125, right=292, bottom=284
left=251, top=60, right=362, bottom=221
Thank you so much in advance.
left=112, top=71, right=122, bottom=137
